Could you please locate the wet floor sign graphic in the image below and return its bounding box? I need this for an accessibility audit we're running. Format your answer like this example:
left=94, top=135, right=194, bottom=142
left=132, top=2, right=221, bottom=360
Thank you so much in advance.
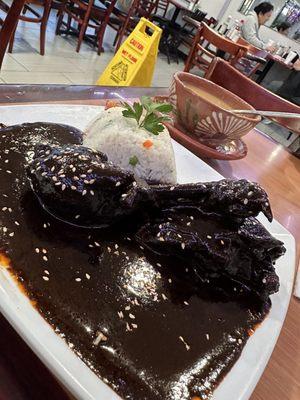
left=97, top=18, right=162, bottom=87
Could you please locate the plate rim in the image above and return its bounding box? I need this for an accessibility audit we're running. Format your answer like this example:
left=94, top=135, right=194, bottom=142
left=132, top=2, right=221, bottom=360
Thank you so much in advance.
left=0, top=104, right=296, bottom=400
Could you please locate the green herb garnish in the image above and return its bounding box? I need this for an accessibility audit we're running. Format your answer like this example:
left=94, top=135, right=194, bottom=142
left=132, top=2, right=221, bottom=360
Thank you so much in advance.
left=122, top=97, right=173, bottom=135
left=129, top=155, right=139, bottom=166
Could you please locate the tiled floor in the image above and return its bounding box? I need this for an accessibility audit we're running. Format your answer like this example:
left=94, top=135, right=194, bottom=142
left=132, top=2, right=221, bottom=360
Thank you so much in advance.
left=0, top=8, right=184, bottom=86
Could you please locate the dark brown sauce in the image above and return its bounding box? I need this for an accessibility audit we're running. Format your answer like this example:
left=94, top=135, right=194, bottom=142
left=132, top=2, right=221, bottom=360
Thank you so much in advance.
left=0, top=123, right=270, bottom=400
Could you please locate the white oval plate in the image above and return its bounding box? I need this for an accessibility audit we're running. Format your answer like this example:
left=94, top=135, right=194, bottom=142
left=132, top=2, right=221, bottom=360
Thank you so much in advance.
left=0, top=105, right=295, bottom=400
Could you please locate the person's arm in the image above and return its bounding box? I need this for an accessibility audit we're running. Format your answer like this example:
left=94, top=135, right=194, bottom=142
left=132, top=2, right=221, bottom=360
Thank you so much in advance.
left=241, top=16, right=266, bottom=49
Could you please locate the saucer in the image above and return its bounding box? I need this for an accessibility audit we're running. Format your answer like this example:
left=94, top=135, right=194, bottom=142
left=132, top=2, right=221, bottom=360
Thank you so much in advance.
left=165, top=121, right=248, bottom=160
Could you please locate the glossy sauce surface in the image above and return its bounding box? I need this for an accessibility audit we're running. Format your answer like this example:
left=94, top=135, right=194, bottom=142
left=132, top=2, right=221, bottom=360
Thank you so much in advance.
left=0, top=123, right=269, bottom=400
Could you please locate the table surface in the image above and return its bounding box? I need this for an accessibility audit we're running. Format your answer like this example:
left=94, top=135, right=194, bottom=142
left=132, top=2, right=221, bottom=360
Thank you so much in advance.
left=0, top=84, right=299, bottom=400
left=169, top=0, right=191, bottom=11
left=267, top=53, right=294, bottom=68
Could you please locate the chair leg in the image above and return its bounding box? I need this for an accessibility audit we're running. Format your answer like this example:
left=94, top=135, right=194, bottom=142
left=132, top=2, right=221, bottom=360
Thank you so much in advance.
left=113, top=30, right=119, bottom=46
left=8, top=24, right=17, bottom=53
left=40, top=1, right=51, bottom=56
left=55, top=0, right=67, bottom=35
left=97, top=24, right=106, bottom=55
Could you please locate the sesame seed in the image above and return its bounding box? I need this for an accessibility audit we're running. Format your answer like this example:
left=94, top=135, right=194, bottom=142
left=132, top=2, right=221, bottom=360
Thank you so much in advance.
left=170, top=186, right=175, bottom=191
left=94, top=241, right=100, bottom=247
left=89, top=179, right=95, bottom=184
left=43, top=223, right=47, bottom=228
left=42, top=255, right=48, bottom=262
left=244, top=198, right=249, bottom=205
left=61, top=184, right=66, bottom=191
left=132, top=323, right=138, bottom=329
left=50, top=166, right=55, bottom=172
left=82, top=190, right=87, bottom=196
left=87, top=169, right=93, bottom=173
left=139, top=245, right=144, bottom=250
left=55, top=182, right=61, bottom=186
left=168, top=278, right=172, bottom=283
left=186, top=222, right=191, bottom=226
left=75, top=277, right=81, bottom=282
left=190, top=216, right=194, bottom=220
left=41, top=172, right=47, bottom=176
left=2, top=227, right=7, bottom=233
left=71, top=186, right=77, bottom=191
left=114, top=251, right=119, bottom=256
left=184, top=301, right=189, bottom=306
left=115, top=244, right=119, bottom=249
left=8, top=208, right=12, bottom=213
left=262, top=278, right=266, bottom=283
left=2, top=207, right=7, bottom=211
left=52, top=176, right=58, bottom=182
left=207, top=235, right=212, bottom=239
left=181, top=242, right=185, bottom=249
left=248, top=191, right=253, bottom=196
left=75, top=215, right=80, bottom=219
left=9, top=232, right=14, bottom=237
left=85, top=273, right=91, bottom=280
left=44, top=270, right=50, bottom=275
left=107, top=246, right=111, bottom=252
left=118, top=311, right=124, bottom=319
left=72, top=167, right=76, bottom=173
left=115, top=182, right=121, bottom=187
left=73, top=176, right=79, bottom=181
left=84, top=180, right=89, bottom=184
left=42, top=248, right=47, bottom=254
left=206, top=334, right=210, bottom=340
left=220, top=240, right=225, bottom=245
left=126, top=323, right=132, bottom=332
left=93, top=331, right=107, bottom=345
left=238, top=339, right=243, bottom=344
left=129, top=313, right=135, bottom=319
left=4, top=159, right=9, bottom=163
left=126, top=237, right=131, bottom=241
left=6, top=170, right=12, bottom=174
left=156, top=263, right=162, bottom=267
left=162, top=294, right=168, bottom=300
left=35, top=248, right=40, bottom=253
left=125, top=305, right=131, bottom=311
left=42, top=276, right=49, bottom=281
left=80, top=174, right=86, bottom=178
left=159, top=237, right=165, bottom=242
left=90, top=190, right=94, bottom=195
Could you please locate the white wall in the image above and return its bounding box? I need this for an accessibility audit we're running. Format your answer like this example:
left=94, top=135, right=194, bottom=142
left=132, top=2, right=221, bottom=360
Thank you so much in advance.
left=215, top=0, right=300, bottom=52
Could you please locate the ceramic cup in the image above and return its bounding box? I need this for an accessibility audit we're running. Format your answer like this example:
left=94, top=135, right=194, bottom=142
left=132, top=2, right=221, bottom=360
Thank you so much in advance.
left=169, top=72, right=261, bottom=146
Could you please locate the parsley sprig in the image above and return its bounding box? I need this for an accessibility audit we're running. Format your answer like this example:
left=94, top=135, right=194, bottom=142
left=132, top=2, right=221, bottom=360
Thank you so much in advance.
left=121, top=96, right=173, bottom=135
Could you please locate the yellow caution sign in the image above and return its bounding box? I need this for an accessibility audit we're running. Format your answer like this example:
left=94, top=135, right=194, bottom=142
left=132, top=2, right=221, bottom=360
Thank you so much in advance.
left=97, top=18, right=162, bottom=87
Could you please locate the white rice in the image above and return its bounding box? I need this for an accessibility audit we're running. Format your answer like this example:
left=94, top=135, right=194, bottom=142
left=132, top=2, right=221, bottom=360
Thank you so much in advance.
left=83, top=107, right=177, bottom=184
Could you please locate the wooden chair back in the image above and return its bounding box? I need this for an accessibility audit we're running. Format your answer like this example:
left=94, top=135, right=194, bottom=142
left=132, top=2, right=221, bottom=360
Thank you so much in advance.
left=184, top=22, right=248, bottom=73
left=0, top=0, right=25, bottom=69
left=155, top=0, right=170, bottom=17
left=205, top=57, right=300, bottom=134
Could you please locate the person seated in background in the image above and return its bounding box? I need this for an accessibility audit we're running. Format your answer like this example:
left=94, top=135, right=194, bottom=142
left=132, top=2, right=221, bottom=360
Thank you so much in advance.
left=276, top=21, right=291, bottom=36
left=241, top=2, right=276, bottom=51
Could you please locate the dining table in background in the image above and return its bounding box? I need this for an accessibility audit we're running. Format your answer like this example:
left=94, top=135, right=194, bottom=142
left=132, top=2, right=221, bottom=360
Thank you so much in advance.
left=168, top=0, right=191, bottom=23
left=256, top=53, right=294, bottom=84
left=0, top=84, right=299, bottom=400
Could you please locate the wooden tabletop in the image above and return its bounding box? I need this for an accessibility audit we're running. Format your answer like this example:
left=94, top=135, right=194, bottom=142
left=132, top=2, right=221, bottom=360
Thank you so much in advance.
left=0, top=85, right=299, bottom=400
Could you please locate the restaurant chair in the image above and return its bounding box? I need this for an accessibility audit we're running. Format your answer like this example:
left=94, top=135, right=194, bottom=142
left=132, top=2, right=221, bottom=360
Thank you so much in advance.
left=184, top=20, right=248, bottom=74
left=56, top=0, right=117, bottom=54
left=6, top=0, right=52, bottom=56
left=154, top=0, right=170, bottom=17
left=110, top=0, right=158, bottom=51
left=0, top=0, right=25, bottom=69
left=205, top=57, right=300, bottom=135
